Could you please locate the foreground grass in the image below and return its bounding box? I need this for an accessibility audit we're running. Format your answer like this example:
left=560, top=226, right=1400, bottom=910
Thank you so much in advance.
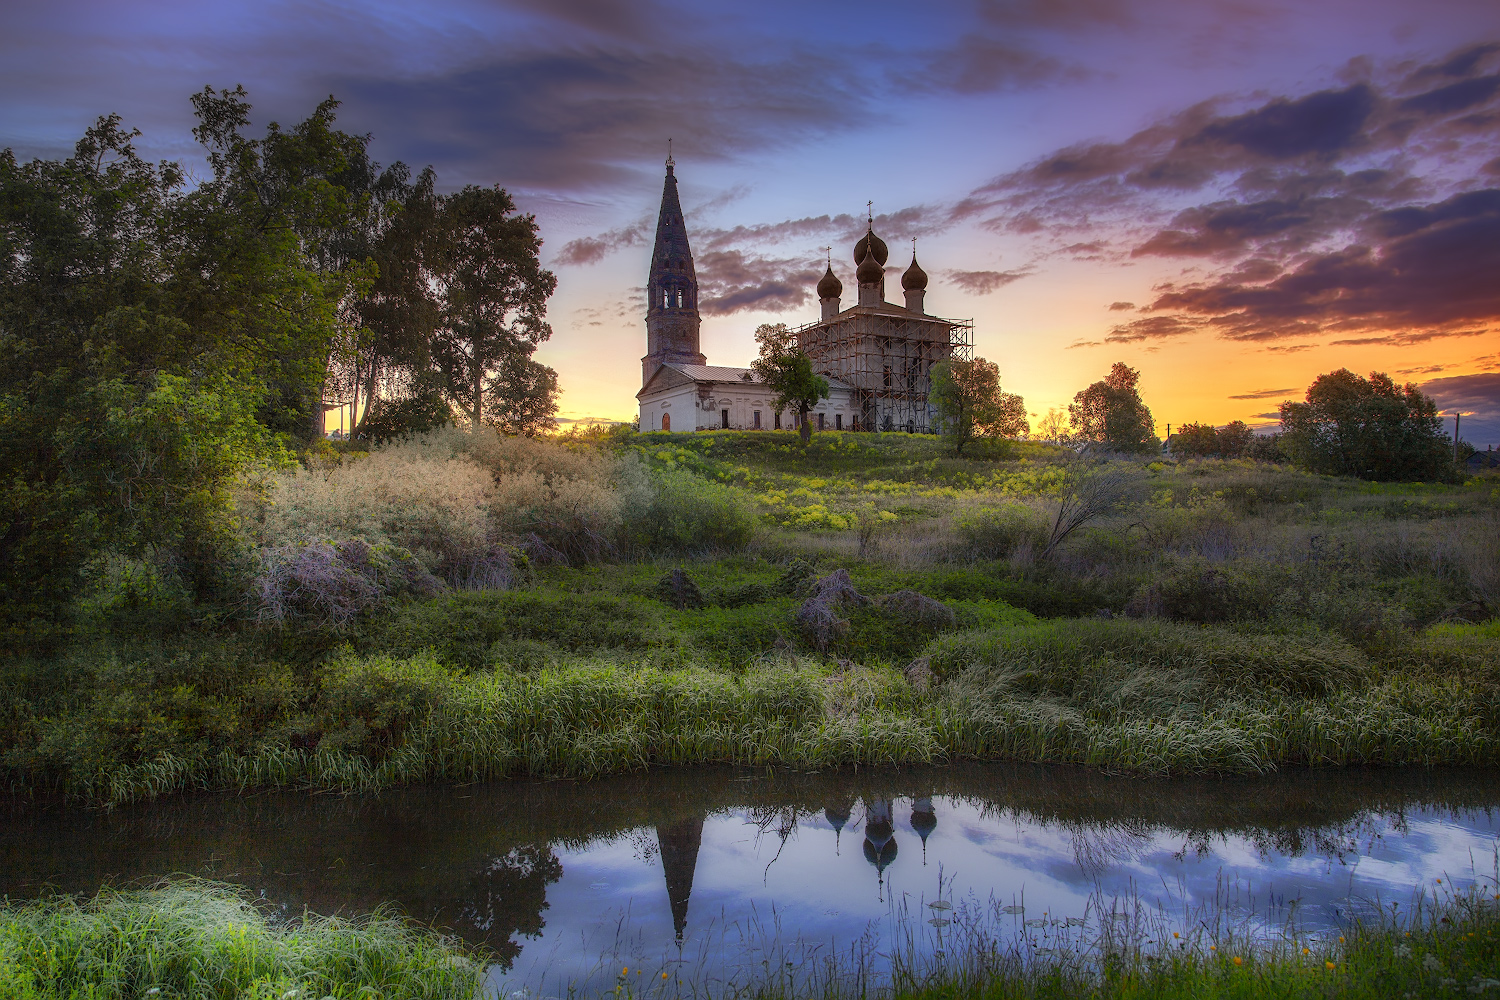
left=0, top=880, right=484, bottom=1000
left=3, top=880, right=1495, bottom=1000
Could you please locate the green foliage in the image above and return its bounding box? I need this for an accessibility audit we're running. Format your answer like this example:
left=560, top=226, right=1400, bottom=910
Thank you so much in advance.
left=0, top=880, right=486, bottom=1000
left=1, top=89, right=372, bottom=622
left=1069, top=362, right=1158, bottom=453
left=620, top=468, right=758, bottom=553
left=929, top=357, right=1028, bottom=455
left=752, top=327, right=830, bottom=443
left=956, top=502, right=1051, bottom=559
left=315, top=650, right=454, bottom=756
left=1171, top=420, right=1253, bottom=459
left=1280, top=368, right=1456, bottom=482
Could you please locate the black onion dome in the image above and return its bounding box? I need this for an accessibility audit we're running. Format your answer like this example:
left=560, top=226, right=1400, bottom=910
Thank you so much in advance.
left=901, top=253, right=928, bottom=291
left=853, top=228, right=889, bottom=267
left=817, top=265, right=843, bottom=299
left=856, top=251, right=883, bottom=285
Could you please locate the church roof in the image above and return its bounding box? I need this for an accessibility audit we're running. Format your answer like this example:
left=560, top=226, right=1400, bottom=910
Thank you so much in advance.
left=638, top=362, right=855, bottom=398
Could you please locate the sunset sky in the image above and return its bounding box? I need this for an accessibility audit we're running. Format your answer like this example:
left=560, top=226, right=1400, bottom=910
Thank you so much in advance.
left=3, top=0, right=1498, bottom=444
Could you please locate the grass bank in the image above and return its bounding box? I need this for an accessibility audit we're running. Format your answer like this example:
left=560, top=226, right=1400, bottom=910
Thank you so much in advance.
left=3, top=879, right=1495, bottom=1000
left=0, top=880, right=484, bottom=1000
left=5, top=618, right=1496, bottom=805
left=5, top=430, right=1500, bottom=804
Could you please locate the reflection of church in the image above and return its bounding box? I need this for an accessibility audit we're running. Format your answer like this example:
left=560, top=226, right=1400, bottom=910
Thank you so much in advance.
left=651, top=796, right=940, bottom=939
left=637, top=158, right=973, bottom=433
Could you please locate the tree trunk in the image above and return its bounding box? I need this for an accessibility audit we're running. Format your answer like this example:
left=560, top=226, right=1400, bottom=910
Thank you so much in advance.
left=471, top=345, right=483, bottom=432
left=799, top=405, right=811, bottom=444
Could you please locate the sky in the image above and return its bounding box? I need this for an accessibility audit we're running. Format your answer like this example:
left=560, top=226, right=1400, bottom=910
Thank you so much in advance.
left=3, top=0, right=1498, bottom=445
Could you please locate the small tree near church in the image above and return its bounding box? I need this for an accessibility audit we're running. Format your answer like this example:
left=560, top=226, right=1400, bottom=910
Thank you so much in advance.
left=751, top=323, right=829, bottom=444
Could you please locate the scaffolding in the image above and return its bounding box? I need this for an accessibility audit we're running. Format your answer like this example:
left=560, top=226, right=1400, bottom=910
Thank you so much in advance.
left=795, top=308, right=973, bottom=434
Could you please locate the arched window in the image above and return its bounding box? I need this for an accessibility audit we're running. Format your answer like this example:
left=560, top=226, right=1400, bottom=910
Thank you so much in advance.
left=661, top=412, right=670, bottom=431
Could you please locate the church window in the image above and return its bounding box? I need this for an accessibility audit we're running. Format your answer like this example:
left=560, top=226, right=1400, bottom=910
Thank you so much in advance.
left=661, top=413, right=670, bottom=431
left=721, top=409, right=729, bottom=429
left=817, top=413, right=825, bottom=431
left=774, top=412, right=782, bottom=430
left=754, top=410, right=762, bottom=429
left=835, top=414, right=842, bottom=430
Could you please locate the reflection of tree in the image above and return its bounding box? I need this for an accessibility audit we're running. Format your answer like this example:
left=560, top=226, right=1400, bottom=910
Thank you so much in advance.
left=455, top=844, right=563, bottom=970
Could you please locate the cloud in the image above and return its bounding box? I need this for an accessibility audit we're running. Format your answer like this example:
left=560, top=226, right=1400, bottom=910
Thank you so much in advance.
left=1108, top=301, right=1135, bottom=310
left=694, top=249, right=818, bottom=315
left=1265, top=343, right=1316, bottom=353
left=1419, top=371, right=1500, bottom=444
left=946, top=269, right=1030, bottom=294
left=956, top=43, right=1500, bottom=347
left=555, top=220, right=648, bottom=266
left=1228, top=387, right=1299, bottom=399
left=1251, top=411, right=1283, bottom=419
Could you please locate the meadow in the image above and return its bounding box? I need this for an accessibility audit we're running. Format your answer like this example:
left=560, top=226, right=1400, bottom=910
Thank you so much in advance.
left=4, top=427, right=1497, bottom=806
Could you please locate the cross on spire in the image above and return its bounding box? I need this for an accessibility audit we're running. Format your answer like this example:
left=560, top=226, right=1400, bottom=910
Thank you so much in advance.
left=822, top=245, right=832, bottom=266
left=867, top=200, right=873, bottom=226
left=666, top=137, right=674, bottom=168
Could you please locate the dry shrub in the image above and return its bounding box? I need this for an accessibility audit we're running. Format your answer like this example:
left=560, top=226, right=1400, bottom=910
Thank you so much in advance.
left=262, top=448, right=497, bottom=579
left=256, top=540, right=442, bottom=630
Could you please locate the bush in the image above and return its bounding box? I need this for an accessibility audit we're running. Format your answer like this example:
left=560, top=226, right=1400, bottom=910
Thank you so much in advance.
left=315, top=650, right=454, bottom=756
left=255, top=540, right=442, bottom=630
left=931, top=617, right=1371, bottom=706
left=74, top=550, right=195, bottom=634
left=619, top=467, right=757, bottom=553
left=955, top=502, right=1050, bottom=560
left=1124, top=557, right=1269, bottom=623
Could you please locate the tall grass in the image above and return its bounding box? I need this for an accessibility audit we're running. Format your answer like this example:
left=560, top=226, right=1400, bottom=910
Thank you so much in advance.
left=0, top=880, right=484, bottom=1000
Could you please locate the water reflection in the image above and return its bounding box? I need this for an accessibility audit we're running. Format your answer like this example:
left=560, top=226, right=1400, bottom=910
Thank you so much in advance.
left=3, top=764, right=1498, bottom=988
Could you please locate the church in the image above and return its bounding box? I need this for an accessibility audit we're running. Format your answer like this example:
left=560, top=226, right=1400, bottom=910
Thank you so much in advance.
left=636, top=157, right=972, bottom=433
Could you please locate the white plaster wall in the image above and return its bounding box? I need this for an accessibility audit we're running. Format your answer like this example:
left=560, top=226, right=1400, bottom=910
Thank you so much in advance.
left=641, top=383, right=862, bottom=432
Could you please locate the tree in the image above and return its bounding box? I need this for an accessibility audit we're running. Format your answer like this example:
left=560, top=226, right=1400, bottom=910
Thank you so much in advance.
left=751, top=323, right=828, bottom=444
left=1, top=90, right=370, bottom=617
left=1173, top=420, right=1254, bottom=459
left=426, top=185, right=556, bottom=431
left=486, top=352, right=559, bottom=436
left=928, top=357, right=1028, bottom=455
left=1279, top=369, right=1454, bottom=481
left=1069, top=362, right=1157, bottom=453
left=1035, top=407, right=1070, bottom=443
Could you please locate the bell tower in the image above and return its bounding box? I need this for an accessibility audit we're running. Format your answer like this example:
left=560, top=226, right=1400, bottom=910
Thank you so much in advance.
left=643, top=150, right=706, bottom=386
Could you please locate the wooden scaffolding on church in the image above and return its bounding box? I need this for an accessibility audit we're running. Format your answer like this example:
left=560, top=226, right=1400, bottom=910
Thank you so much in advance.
left=795, top=311, right=973, bottom=433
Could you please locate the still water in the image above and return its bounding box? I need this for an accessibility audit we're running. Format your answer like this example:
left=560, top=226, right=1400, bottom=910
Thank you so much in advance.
left=5, top=765, right=1499, bottom=994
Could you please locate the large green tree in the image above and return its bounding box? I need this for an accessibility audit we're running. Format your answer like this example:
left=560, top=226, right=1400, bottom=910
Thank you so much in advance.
left=0, top=89, right=375, bottom=617
left=1279, top=369, right=1453, bottom=481
left=929, top=356, right=1028, bottom=455
left=751, top=323, right=828, bottom=444
left=1069, top=362, right=1158, bottom=454
left=426, top=186, right=556, bottom=432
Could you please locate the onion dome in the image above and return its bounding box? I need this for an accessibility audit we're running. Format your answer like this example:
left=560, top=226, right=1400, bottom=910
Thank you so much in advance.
left=817, top=265, right=843, bottom=299
left=901, top=253, right=928, bottom=292
left=856, top=250, right=884, bottom=285
left=853, top=227, right=889, bottom=267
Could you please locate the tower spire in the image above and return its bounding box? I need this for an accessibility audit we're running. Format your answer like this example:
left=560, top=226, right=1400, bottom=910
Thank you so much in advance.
left=641, top=155, right=705, bottom=387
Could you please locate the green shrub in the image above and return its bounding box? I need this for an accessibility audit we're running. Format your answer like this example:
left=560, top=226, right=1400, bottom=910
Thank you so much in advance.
left=1124, top=557, right=1270, bottom=623
left=73, top=550, right=195, bottom=634
left=366, top=591, right=677, bottom=668
left=315, top=650, right=454, bottom=756
left=929, top=618, right=1370, bottom=701
left=620, top=468, right=757, bottom=553
left=955, top=502, right=1050, bottom=559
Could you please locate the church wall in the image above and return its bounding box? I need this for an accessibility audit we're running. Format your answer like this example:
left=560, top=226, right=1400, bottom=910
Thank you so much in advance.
left=640, top=382, right=861, bottom=432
